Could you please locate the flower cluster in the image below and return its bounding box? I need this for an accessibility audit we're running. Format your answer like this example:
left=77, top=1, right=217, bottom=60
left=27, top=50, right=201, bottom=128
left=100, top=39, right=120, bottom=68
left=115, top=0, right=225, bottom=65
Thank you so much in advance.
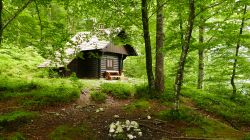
left=108, top=120, right=142, bottom=139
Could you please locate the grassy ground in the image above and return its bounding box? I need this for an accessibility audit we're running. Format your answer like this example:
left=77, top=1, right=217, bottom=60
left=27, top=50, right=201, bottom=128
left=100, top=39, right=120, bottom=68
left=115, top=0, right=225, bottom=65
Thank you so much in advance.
left=0, top=45, right=250, bottom=139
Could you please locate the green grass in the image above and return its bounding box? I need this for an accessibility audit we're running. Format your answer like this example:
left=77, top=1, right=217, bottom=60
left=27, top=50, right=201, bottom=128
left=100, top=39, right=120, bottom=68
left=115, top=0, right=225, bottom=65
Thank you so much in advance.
left=124, top=99, right=150, bottom=111
left=157, top=107, right=244, bottom=139
left=182, top=87, right=250, bottom=125
left=90, top=91, right=107, bottom=103
left=100, top=82, right=135, bottom=99
left=0, top=111, right=38, bottom=128
left=0, top=78, right=81, bottom=107
left=49, top=124, right=96, bottom=140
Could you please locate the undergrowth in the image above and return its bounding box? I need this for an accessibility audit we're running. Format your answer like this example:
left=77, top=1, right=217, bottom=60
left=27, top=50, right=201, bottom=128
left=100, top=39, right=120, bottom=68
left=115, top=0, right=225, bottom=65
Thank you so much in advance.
left=90, top=91, right=107, bottom=103
left=49, top=124, right=96, bottom=140
left=100, top=83, right=135, bottom=99
left=0, top=111, right=38, bottom=128
left=124, top=99, right=150, bottom=111
left=182, top=87, right=250, bottom=125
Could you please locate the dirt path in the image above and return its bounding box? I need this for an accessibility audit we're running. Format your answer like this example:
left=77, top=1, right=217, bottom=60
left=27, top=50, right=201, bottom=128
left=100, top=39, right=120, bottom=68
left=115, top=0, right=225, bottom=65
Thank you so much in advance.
left=1, top=93, right=248, bottom=140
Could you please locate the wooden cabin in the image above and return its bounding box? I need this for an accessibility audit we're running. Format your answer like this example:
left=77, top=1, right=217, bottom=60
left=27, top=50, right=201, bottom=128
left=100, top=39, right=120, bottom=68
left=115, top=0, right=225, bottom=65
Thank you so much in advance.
left=38, top=31, right=137, bottom=79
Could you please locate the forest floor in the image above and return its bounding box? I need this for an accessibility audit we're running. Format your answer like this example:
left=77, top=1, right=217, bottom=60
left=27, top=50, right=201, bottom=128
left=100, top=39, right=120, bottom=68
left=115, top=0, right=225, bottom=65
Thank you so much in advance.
left=1, top=85, right=249, bottom=140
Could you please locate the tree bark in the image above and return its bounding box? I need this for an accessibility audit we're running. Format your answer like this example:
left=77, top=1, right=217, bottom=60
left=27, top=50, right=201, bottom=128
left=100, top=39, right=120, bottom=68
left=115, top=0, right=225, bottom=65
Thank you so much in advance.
left=197, top=6, right=205, bottom=89
left=231, top=5, right=247, bottom=99
left=141, top=0, right=155, bottom=91
left=155, top=0, right=164, bottom=94
left=0, top=0, right=3, bottom=45
left=174, top=0, right=195, bottom=111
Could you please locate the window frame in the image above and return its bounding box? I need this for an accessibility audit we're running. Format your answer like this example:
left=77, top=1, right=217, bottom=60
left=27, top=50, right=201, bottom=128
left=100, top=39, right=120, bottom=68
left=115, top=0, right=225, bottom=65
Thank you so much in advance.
left=106, top=59, right=114, bottom=69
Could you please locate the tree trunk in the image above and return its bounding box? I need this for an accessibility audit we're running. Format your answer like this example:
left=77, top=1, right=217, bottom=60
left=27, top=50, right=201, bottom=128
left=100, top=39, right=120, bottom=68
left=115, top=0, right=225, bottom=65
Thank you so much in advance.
left=174, top=0, right=195, bottom=111
left=141, top=0, right=155, bottom=91
left=197, top=6, right=205, bottom=89
left=0, top=0, right=3, bottom=45
left=155, top=0, right=164, bottom=94
left=231, top=5, right=247, bottom=99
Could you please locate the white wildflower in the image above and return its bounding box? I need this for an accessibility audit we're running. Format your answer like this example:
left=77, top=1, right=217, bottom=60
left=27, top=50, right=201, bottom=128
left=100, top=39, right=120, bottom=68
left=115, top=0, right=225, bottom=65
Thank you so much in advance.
left=99, top=108, right=104, bottom=111
left=127, top=134, right=134, bottom=139
left=138, top=132, right=142, bottom=136
left=115, top=121, right=120, bottom=126
left=116, top=125, right=124, bottom=133
left=147, top=115, right=151, bottom=119
left=134, top=128, right=141, bottom=132
left=125, top=120, right=130, bottom=126
left=114, top=115, right=119, bottom=118
left=109, top=128, right=115, bottom=133
left=130, top=121, right=139, bottom=128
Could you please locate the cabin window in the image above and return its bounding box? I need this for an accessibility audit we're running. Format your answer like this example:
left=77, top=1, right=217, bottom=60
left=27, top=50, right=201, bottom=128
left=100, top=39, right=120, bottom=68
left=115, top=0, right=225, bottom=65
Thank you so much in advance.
left=106, top=59, right=113, bottom=69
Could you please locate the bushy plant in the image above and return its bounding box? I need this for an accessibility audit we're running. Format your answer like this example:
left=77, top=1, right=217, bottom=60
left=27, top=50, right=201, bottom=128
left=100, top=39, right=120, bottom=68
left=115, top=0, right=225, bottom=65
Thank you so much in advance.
left=134, top=84, right=150, bottom=98
left=100, top=83, right=135, bottom=99
left=157, top=108, right=201, bottom=122
left=90, top=91, right=107, bottom=103
left=124, top=100, right=150, bottom=111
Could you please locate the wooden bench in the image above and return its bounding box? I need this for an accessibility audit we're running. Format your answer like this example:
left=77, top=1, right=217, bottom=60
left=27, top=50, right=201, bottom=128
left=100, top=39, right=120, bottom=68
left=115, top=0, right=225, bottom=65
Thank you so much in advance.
left=105, top=70, right=121, bottom=80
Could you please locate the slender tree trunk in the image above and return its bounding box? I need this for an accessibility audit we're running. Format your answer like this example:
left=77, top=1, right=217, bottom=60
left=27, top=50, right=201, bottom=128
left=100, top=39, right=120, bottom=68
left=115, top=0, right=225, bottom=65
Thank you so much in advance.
left=197, top=7, right=205, bottom=89
left=174, top=0, right=195, bottom=111
left=141, top=0, right=155, bottom=91
left=155, top=0, right=164, bottom=94
left=231, top=5, right=247, bottom=99
left=0, top=0, right=3, bottom=45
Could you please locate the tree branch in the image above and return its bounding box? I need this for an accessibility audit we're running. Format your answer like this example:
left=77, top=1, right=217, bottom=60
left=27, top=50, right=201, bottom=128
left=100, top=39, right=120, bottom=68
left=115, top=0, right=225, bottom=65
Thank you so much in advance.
left=1, top=0, right=33, bottom=32
left=195, top=1, right=226, bottom=17
left=34, top=0, right=43, bottom=42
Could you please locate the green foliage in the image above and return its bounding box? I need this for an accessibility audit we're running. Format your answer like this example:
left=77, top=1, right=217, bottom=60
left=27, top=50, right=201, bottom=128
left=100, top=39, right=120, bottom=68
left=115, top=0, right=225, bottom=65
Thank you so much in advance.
left=0, top=77, right=80, bottom=107
left=157, top=108, right=201, bottom=122
left=124, top=99, right=150, bottom=111
left=49, top=124, right=96, bottom=140
left=90, top=91, right=107, bottom=103
left=100, top=83, right=135, bottom=99
left=134, top=84, right=150, bottom=98
left=0, top=111, right=38, bottom=127
left=244, top=133, right=250, bottom=140
left=8, top=132, right=26, bottom=140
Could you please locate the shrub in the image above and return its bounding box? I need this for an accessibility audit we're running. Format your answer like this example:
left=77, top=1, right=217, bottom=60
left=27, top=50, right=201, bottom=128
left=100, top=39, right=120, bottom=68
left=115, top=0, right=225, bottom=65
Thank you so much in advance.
left=100, top=83, right=134, bottom=99
left=134, top=84, right=150, bottom=98
left=157, top=108, right=198, bottom=121
left=244, top=133, right=250, bottom=140
left=90, top=91, right=107, bottom=102
left=0, top=77, right=39, bottom=92
left=124, top=100, right=150, bottom=111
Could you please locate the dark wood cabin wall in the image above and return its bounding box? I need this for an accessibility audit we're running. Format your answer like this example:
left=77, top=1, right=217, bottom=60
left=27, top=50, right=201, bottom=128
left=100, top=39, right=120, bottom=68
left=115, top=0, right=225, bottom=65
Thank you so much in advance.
left=77, top=57, right=99, bottom=78
left=100, top=53, right=120, bottom=78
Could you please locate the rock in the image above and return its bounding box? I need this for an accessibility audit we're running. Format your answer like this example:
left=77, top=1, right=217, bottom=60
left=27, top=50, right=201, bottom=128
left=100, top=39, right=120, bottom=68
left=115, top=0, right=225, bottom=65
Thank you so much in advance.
left=147, top=115, right=151, bottom=119
left=114, top=115, right=119, bottom=118
left=138, top=132, right=142, bottom=137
